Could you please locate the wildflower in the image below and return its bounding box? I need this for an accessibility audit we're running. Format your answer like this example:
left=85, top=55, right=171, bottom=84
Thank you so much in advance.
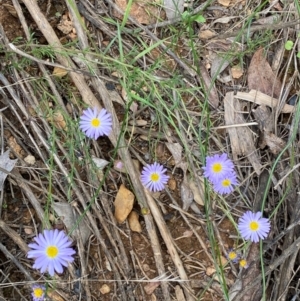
left=141, top=162, right=169, bottom=192
left=31, top=284, right=45, bottom=301
left=238, top=211, right=270, bottom=243
left=203, top=153, right=235, bottom=183
left=79, top=107, right=112, bottom=139
left=239, top=258, right=249, bottom=269
left=212, top=172, right=238, bottom=195
left=28, top=229, right=76, bottom=276
left=114, top=160, right=124, bottom=171
left=227, top=249, right=239, bottom=263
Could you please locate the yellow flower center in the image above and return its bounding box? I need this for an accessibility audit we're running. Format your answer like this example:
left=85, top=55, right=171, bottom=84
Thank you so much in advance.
left=46, top=245, right=59, bottom=258
left=222, top=179, right=231, bottom=187
left=150, top=173, right=160, bottom=182
left=33, top=288, right=44, bottom=297
left=91, top=118, right=100, bottom=128
left=239, top=259, right=247, bottom=267
left=212, top=163, right=222, bottom=173
left=228, top=251, right=237, bottom=260
left=249, top=221, right=259, bottom=231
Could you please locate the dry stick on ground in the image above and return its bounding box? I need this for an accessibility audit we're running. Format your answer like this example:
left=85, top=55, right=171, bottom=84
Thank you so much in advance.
left=210, top=19, right=300, bottom=40
left=276, top=177, right=300, bottom=298
left=0, top=242, right=34, bottom=282
left=21, top=0, right=101, bottom=110
left=0, top=72, right=47, bottom=165
left=0, top=220, right=29, bottom=254
left=66, top=1, right=195, bottom=300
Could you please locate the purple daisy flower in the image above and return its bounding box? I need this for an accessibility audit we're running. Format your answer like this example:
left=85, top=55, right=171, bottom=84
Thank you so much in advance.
left=28, top=229, right=76, bottom=276
left=141, top=162, right=169, bottom=192
left=212, top=172, right=238, bottom=194
left=203, top=153, right=235, bottom=183
left=226, top=249, right=239, bottom=263
left=238, top=211, right=270, bottom=243
left=31, top=284, right=45, bottom=301
left=79, top=107, right=112, bottom=139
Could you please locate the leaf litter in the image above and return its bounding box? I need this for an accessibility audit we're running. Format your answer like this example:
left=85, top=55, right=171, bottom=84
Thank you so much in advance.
left=0, top=0, right=299, bottom=300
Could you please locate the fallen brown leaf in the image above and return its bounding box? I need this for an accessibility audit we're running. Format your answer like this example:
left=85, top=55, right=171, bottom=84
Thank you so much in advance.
left=99, top=284, right=111, bottom=294
left=248, top=48, right=282, bottom=98
left=52, top=66, right=68, bottom=77
left=47, top=111, right=68, bottom=130
left=114, top=184, right=135, bottom=223
left=57, top=14, right=73, bottom=34
left=128, top=211, right=142, bottom=232
left=188, top=176, right=204, bottom=206
left=175, top=285, right=186, bottom=301
left=165, top=142, right=183, bottom=166
left=206, top=266, right=216, bottom=276
left=114, top=0, right=162, bottom=24
left=231, top=64, right=243, bottom=79
left=198, top=29, right=216, bottom=39
left=144, top=282, right=160, bottom=295
left=218, top=0, right=231, bottom=6
left=47, top=290, right=65, bottom=301
left=7, top=136, right=25, bottom=158
left=224, top=92, right=262, bottom=174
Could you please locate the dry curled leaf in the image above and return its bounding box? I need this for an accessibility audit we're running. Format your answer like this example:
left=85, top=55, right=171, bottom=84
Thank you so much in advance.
left=52, top=66, right=68, bottom=77
left=114, top=184, right=135, bottom=223
left=114, top=0, right=161, bottom=24
left=188, top=176, right=204, bottom=206
left=218, top=0, right=231, bottom=6
left=24, top=155, right=36, bottom=165
left=231, top=65, right=243, bottom=79
left=206, top=266, right=216, bottom=276
left=47, top=111, right=67, bottom=130
left=99, top=284, right=111, bottom=294
left=165, top=142, right=183, bottom=166
left=7, top=136, right=25, bottom=158
left=0, top=150, right=18, bottom=192
left=52, top=202, right=91, bottom=244
left=248, top=48, right=282, bottom=98
left=47, top=289, right=65, bottom=301
left=199, top=29, right=216, bottom=39
left=128, top=211, right=142, bottom=232
left=57, top=14, right=73, bottom=34
left=163, top=0, right=184, bottom=20
left=3, top=4, right=18, bottom=17
left=144, top=282, right=160, bottom=295
left=180, top=177, right=194, bottom=211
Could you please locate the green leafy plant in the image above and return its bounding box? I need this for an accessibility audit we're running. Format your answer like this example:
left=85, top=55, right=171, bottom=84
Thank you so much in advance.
left=285, top=40, right=294, bottom=50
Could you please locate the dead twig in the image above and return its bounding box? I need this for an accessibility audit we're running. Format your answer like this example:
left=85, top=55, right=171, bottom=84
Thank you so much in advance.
left=0, top=242, right=34, bottom=282
left=210, top=19, right=300, bottom=40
